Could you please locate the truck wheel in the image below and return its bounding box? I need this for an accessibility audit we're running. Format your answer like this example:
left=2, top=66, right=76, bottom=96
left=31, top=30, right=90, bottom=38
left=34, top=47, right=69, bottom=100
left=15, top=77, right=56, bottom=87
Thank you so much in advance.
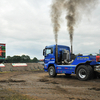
left=76, top=65, right=92, bottom=81
left=48, top=66, right=57, bottom=77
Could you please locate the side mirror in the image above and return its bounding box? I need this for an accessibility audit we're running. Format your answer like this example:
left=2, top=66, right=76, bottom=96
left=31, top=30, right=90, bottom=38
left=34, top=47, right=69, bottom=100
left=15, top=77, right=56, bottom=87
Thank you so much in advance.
left=43, top=49, right=45, bottom=56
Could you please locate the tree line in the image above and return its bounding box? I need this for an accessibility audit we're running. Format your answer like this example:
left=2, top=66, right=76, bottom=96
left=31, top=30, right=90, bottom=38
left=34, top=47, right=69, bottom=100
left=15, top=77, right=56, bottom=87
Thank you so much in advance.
left=5, top=55, right=39, bottom=63
left=5, top=53, right=99, bottom=63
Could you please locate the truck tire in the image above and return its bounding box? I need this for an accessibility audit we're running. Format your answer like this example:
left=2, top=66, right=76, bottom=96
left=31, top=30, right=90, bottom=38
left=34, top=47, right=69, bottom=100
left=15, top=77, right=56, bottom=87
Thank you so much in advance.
left=48, top=66, right=57, bottom=77
left=76, top=65, right=92, bottom=81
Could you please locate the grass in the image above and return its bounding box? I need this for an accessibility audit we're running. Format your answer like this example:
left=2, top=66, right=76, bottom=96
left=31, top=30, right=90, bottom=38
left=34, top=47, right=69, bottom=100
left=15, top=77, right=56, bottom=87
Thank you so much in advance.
left=5, top=94, right=35, bottom=100
left=0, top=71, right=12, bottom=74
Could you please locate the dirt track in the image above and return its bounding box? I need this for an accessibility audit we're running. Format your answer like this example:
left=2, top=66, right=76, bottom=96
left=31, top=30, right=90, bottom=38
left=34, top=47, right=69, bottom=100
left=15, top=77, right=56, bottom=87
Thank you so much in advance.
left=0, top=71, right=100, bottom=100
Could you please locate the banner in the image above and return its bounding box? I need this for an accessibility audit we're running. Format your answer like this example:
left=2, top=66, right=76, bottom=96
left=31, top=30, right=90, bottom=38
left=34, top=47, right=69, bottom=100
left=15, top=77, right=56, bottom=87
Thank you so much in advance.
left=0, top=63, right=5, bottom=67
left=12, top=63, right=27, bottom=67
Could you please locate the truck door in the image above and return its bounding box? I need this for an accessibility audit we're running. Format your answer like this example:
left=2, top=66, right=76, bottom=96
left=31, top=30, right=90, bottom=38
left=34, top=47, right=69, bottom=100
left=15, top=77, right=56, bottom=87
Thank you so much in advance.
left=44, top=48, right=54, bottom=64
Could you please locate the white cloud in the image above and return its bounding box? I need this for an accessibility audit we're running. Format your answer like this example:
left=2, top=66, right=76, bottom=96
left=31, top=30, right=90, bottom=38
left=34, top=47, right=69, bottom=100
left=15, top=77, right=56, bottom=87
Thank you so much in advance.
left=82, top=42, right=95, bottom=46
left=0, top=0, right=100, bottom=59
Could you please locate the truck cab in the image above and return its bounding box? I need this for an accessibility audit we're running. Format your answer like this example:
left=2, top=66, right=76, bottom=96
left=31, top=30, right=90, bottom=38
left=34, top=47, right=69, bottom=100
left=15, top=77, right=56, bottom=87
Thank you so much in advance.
left=43, top=45, right=100, bottom=81
left=43, top=45, right=70, bottom=64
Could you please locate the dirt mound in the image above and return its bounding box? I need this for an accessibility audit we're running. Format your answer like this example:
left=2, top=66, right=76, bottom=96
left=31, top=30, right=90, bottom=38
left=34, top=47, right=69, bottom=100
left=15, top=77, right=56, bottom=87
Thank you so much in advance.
left=0, top=63, right=44, bottom=72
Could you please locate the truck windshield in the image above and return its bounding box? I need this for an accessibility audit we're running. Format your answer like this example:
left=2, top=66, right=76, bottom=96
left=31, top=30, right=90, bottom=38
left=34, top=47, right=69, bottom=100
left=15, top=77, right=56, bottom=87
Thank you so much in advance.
left=46, top=48, right=53, bottom=56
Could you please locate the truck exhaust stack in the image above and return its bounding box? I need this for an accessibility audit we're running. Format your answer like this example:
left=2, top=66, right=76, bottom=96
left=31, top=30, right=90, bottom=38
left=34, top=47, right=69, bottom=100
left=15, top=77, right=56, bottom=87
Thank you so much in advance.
left=71, top=44, right=73, bottom=54
left=56, top=44, right=58, bottom=64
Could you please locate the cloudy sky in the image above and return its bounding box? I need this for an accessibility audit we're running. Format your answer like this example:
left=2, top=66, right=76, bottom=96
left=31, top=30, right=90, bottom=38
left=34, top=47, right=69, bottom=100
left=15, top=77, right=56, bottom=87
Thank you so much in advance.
left=0, top=0, right=100, bottom=59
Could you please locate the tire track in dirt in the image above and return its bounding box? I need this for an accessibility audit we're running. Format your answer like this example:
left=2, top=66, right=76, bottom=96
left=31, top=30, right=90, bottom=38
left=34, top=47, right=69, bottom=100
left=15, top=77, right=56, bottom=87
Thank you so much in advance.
left=0, top=72, right=100, bottom=100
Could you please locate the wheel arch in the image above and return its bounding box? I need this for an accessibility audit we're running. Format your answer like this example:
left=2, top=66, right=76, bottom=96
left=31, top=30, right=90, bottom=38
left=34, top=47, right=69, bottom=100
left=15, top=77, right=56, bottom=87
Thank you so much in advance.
left=48, top=64, right=55, bottom=71
left=75, top=61, right=93, bottom=74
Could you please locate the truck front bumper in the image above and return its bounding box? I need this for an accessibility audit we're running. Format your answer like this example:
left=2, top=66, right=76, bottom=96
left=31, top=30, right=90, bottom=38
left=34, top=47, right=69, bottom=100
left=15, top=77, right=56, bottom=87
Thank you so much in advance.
left=94, top=65, right=100, bottom=73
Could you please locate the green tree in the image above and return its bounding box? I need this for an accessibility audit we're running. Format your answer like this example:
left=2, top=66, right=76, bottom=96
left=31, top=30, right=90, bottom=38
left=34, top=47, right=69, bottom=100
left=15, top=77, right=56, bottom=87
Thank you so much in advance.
left=12, top=56, right=21, bottom=63
left=6, top=56, right=13, bottom=63
left=32, top=57, right=38, bottom=62
left=88, top=54, right=93, bottom=56
left=21, top=55, right=30, bottom=63
left=6, top=55, right=39, bottom=63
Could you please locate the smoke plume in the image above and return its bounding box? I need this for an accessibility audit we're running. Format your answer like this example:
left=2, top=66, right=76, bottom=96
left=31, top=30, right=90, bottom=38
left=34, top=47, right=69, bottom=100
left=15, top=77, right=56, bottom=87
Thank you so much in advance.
left=64, top=0, right=98, bottom=51
left=51, top=0, right=65, bottom=44
left=51, top=0, right=98, bottom=48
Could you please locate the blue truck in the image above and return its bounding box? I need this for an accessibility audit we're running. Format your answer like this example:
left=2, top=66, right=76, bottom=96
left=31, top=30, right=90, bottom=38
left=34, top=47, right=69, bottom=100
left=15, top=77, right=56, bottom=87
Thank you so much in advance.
left=43, top=44, right=100, bottom=81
